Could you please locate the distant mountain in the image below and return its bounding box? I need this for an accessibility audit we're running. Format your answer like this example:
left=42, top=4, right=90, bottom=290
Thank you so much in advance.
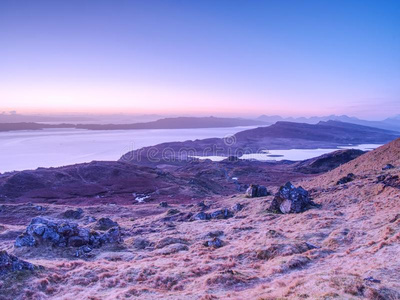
left=235, top=120, right=399, bottom=144
left=0, top=113, right=163, bottom=124
left=257, top=114, right=400, bottom=132
left=0, top=117, right=267, bottom=132
left=75, top=117, right=267, bottom=130
left=121, top=120, right=399, bottom=166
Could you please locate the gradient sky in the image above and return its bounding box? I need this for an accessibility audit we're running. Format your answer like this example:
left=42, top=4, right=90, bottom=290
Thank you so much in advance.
left=1, top=0, right=399, bottom=119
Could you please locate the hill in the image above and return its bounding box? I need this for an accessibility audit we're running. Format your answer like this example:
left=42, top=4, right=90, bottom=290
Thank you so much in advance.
left=0, top=117, right=267, bottom=132
left=121, top=120, right=399, bottom=166
left=1, top=141, right=399, bottom=299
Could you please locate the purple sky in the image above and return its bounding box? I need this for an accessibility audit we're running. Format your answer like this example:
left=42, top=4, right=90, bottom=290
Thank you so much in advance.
left=0, top=0, right=399, bottom=119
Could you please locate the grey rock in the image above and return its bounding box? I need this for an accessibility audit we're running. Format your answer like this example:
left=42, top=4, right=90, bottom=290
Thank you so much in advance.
left=232, top=203, right=244, bottom=211
left=100, top=227, right=122, bottom=244
left=268, top=182, right=315, bottom=214
left=63, top=208, right=83, bottom=219
left=15, top=233, right=36, bottom=247
left=210, top=208, right=233, bottom=219
left=337, top=173, right=355, bottom=185
left=204, top=237, right=223, bottom=248
left=15, top=217, right=121, bottom=251
left=205, top=231, right=224, bottom=238
left=96, top=218, right=119, bottom=231
left=132, top=238, right=152, bottom=250
left=158, top=243, right=188, bottom=255
left=0, top=250, right=42, bottom=276
left=193, top=212, right=211, bottom=221
left=382, top=164, right=395, bottom=170
left=155, top=237, right=188, bottom=249
left=245, top=184, right=269, bottom=198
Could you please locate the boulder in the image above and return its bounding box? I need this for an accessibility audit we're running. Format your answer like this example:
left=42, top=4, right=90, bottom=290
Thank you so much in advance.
left=155, top=237, right=188, bottom=249
left=132, top=238, right=152, bottom=250
left=210, top=208, right=234, bottom=219
left=197, top=201, right=210, bottom=210
left=232, top=203, right=244, bottom=212
left=204, top=238, right=223, bottom=248
left=192, top=208, right=234, bottom=221
left=256, top=242, right=312, bottom=260
left=205, top=231, right=224, bottom=238
left=382, top=164, right=395, bottom=170
left=0, top=251, right=42, bottom=276
left=15, top=217, right=121, bottom=250
left=193, top=212, right=211, bottom=221
left=336, top=173, right=355, bottom=185
left=377, top=174, right=400, bottom=189
left=96, top=218, right=119, bottom=231
left=245, top=184, right=268, bottom=198
left=268, top=182, right=314, bottom=214
left=158, top=243, right=188, bottom=255
left=63, top=208, right=83, bottom=219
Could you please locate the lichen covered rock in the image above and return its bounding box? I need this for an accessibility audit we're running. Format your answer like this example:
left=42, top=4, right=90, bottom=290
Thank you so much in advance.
left=268, top=182, right=315, bottom=214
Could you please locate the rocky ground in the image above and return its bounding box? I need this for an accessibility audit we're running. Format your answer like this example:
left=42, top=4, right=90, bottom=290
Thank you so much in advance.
left=0, top=140, right=399, bottom=299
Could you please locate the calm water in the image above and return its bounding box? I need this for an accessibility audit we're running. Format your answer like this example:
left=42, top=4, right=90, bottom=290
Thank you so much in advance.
left=0, top=128, right=382, bottom=173
left=0, top=127, right=253, bottom=173
left=192, top=144, right=382, bottom=162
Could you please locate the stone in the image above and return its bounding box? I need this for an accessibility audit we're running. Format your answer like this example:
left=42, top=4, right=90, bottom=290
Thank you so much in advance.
left=382, top=164, right=395, bottom=170
left=256, top=242, right=312, bottom=260
left=268, top=182, right=314, bottom=214
left=100, top=227, right=122, bottom=244
left=132, top=238, right=152, bottom=250
left=210, top=208, right=234, bottom=219
left=205, top=231, right=224, bottom=238
left=74, top=246, right=93, bottom=258
left=166, top=209, right=180, bottom=215
left=364, top=276, right=381, bottom=283
left=245, top=184, right=268, bottom=198
left=15, top=233, right=36, bottom=247
left=15, top=217, right=122, bottom=252
left=155, top=237, right=188, bottom=249
left=197, top=201, right=209, bottom=210
left=0, top=251, right=42, bottom=276
left=336, top=173, right=355, bottom=185
left=204, top=238, right=223, bottom=248
left=159, top=201, right=168, bottom=208
left=193, top=212, right=211, bottom=221
left=158, top=243, right=188, bottom=255
left=96, top=218, right=119, bottom=231
left=63, top=208, right=83, bottom=219
left=68, top=236, right=87, bottom=247
left=232, top=203, right=244, bottom=211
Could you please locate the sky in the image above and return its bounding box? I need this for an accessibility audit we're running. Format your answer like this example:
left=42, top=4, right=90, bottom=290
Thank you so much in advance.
left=0, top=0, right=399, bottom=119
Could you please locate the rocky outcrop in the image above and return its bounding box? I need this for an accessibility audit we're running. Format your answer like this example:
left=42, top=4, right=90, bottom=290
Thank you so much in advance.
left=245, top=184, right=268, bottom=198
left=15, top=217, right=122, bottom=252
left=268, top=182, right=315, bottom=214
left=0, top=251, right=42, bottom=276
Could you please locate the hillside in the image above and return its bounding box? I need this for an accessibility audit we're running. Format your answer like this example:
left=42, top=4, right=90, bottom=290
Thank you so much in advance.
left=257, top=114, right=400, bottom=132
left=121, top=121, right=399, bottom=166
left=0, top=140, right=399, bottom=299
